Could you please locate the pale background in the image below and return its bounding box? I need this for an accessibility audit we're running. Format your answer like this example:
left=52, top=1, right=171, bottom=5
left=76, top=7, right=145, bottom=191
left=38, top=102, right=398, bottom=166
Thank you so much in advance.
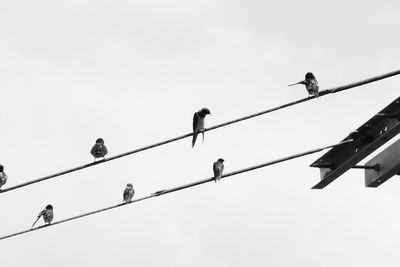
left=1, top=1, right=400, bottom=266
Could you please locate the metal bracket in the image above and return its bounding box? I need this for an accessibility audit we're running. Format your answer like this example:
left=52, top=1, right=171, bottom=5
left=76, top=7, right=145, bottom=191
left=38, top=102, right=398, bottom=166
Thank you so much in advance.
left=352, top=164, right=380, bottom=171
left=365, top=138, right=400, bottom=187
left=151, top=190, right=167, bottom=196
left=310, top=97, right=400, bottom=189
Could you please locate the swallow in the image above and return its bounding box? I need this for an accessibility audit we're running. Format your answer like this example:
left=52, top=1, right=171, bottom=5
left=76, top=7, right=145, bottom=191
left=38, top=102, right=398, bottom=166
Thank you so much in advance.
left=90, top=138, right=108, bottom=162
left=123, top=183, right=135, bottom=203
left=192, top=108, right=211, bottom=147
left=32, top=204, right=54, bottom=227
left=0, top=164, right=7, bottom=189
left=289, top=72, right=319, bottom=98
left=213, top=158, right=225, bottom=182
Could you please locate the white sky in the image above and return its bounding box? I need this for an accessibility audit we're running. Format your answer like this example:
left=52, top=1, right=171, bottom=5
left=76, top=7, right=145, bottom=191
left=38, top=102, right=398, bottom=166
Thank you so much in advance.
left=1, top=1, right=400, bottom=266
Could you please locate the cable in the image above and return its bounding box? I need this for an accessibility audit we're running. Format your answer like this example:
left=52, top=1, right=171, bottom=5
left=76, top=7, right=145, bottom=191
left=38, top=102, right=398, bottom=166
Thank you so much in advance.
left=0, top=139, right=352, bottom=241
left=0, top=69, right=399, bottom=194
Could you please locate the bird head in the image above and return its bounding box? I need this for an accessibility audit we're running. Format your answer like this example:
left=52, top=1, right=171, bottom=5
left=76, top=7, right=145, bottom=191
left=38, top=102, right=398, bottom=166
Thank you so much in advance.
left=199, top=108, right=211, bottom=116
left=305, top=72, right=315, bottom=79
left=0, top=165, right=3, bottom=172
left=126, top=183, right=133, bottom=188
left=46, top=205, right=53, bottom=210
left=95, top=138, right=105, bottom=145
left=218, top=158, right=225, bottom=163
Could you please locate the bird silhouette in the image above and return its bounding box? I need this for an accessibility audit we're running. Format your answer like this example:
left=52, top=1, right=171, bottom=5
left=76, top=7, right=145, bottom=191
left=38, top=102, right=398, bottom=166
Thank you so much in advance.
left=123, top=183, right=135, bottom=203
left=0, top=164, right=7, bottom=189
left=90, top=138, right=108, bottom=162
left=32, top=205, right=54, bottom=227
left=289, top=72, right=319, bottom=98
left=213, top=158, right=225, bottom=182
left=192, top=108, right=211, bottom=147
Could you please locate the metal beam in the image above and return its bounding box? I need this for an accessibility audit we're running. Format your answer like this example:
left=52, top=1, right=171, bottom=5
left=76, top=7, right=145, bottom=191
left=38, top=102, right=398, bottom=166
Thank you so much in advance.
left=310, top=97, right=400, bottom=189
left=365, top=138, right=400, bottom=187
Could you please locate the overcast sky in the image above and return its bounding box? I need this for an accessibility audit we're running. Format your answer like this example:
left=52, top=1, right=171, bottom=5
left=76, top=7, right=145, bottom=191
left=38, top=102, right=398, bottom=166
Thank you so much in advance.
left=1, top=1, right=400, bottom=266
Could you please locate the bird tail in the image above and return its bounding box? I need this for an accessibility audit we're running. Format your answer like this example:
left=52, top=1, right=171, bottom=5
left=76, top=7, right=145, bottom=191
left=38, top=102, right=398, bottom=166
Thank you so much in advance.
left=32, top=216, right=40, bottom=228
left=202, top=132, right=205, bottom=143
left=192, top=132, right=198, bottom=148
left=288, top=81, right=304, bottom=87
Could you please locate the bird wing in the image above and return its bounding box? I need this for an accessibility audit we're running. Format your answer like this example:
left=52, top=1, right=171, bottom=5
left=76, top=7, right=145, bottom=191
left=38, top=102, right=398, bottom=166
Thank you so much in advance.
left=0, top=173, right=6, bottom=187
left=213, top=162, right=219, bottom=177
left=101, top=145, right=108, bottom=157
left=306, top=79, right=319, bottom=95
left=90, top=144, right=99, bottom=156
left=44, top=210, right=54, bottom=223
left=37, top=210, right=46, bottom=218
left=192, top=112, right=200, bottom=147
left=123, top=188, right=129, bottom=201
left=311, top=78, right=319, bottom=89
left=193, top=112, right=198, bottom=132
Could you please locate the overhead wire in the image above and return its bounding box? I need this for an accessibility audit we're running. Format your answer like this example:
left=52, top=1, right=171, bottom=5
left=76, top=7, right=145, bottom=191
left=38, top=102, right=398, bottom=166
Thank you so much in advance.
left=0, top=139, right=353, bottom=241
left=0, top=69, right=399, bottom=194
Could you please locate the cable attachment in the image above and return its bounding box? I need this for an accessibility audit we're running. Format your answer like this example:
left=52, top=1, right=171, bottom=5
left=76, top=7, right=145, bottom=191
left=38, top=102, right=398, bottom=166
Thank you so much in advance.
left=152, top=190, right=167, bottom=197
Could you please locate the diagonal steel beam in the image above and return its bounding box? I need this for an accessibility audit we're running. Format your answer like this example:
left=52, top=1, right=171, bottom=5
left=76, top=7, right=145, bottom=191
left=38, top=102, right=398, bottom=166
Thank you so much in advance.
left=310, top=97, right=400, bottom=189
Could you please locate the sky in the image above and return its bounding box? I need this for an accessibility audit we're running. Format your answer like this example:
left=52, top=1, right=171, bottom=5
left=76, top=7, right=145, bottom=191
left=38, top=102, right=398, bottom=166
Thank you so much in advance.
left=0, top=0, right=400, bottom=266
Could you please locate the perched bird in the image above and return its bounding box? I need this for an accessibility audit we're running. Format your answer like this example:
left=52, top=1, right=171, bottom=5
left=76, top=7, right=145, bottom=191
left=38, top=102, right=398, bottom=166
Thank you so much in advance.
left=289, top=72, right=319, bottom=98
left=192, top=108, right=211, bottom=147
left=213, top=158, right=225, bottom=182
left=123, top=183, right=135, bottom=203
left=0, top=164, right=7, bottom=189
left=32, top=205, right=54, bottom=227
left=90, top=138, right=108, bottom=162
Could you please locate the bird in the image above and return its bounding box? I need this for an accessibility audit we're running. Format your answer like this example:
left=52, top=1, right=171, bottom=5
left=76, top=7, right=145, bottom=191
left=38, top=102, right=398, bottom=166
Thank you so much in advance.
left=123, top=183, right=135, bottom=203
left=0, top=164, right=7, bottom=189
left=213, top=158, right=225, bottom=182
left=32, top=205, right=54, bottom=227
left=90, top=138, right=108, bottom=162
left=192, top=108, right=211, bottom=147
left=289, top=72, right=319, bottom=98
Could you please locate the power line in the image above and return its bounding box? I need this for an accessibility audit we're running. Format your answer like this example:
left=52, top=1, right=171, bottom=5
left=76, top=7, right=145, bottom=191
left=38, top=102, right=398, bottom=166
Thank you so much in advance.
left=0, top=139, right=352, bottom=241
left=0, top=69, right=399, bottom=194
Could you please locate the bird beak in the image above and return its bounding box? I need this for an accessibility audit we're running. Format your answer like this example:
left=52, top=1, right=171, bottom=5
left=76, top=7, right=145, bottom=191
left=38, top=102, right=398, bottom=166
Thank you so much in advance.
left=288, top=81, right=304, bottom=87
